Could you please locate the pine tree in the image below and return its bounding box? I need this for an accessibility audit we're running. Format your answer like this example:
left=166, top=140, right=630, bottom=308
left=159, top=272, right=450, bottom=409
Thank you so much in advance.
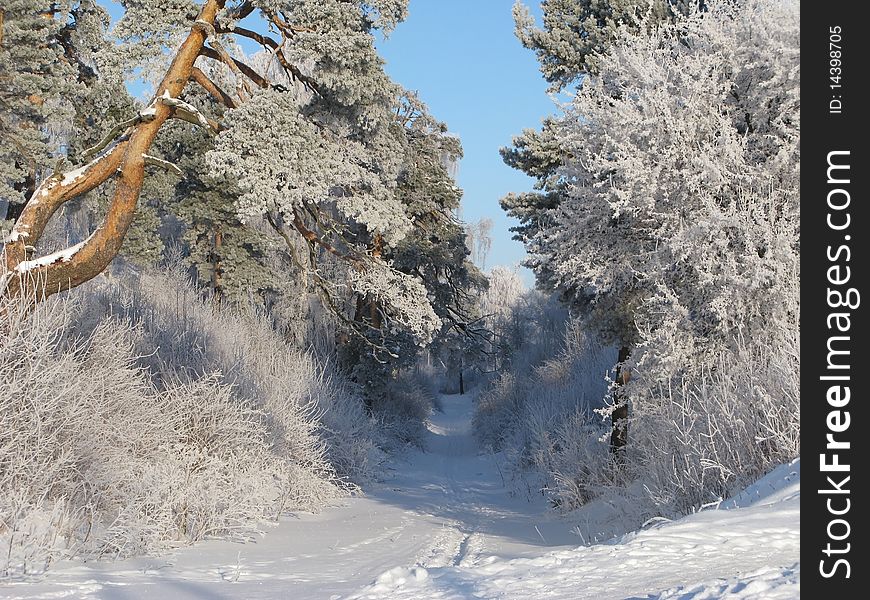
left=512, top=0, right=674, bottom=92
left=0, top=0, right=77, bottom=225
left=1, top=1, right=160, bottom=263
left=3, top=1, right=424, bottom=345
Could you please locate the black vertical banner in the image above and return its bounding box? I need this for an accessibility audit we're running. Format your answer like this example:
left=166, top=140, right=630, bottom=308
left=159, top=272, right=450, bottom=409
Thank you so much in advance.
left=803, top=2, right=868, bottom=595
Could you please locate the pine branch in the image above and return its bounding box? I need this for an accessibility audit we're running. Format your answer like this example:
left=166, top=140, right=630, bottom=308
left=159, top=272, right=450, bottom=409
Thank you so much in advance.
left=190, top=67, right=237, bottom=108
left=194, top=19, right=253, bottom=101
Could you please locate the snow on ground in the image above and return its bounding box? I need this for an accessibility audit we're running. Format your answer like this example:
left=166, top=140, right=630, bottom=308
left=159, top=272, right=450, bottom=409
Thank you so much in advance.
left=0, top=391, right=800, bottom=600
left=351, top=457, right=800, bottom=600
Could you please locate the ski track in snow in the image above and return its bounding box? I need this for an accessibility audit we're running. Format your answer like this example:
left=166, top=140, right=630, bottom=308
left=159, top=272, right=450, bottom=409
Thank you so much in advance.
left=0, top=392, right=800, bottom=600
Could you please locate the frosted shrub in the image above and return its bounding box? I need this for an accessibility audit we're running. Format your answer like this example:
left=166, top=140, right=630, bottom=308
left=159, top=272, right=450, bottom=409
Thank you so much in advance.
left=77, top=264, right=379, bottom=486
left=474, top=316, right=617, bottom=507
left=371, top=372, right=436, bottom=450
left=547, top=409, right=613, bottom=509
left=0, top=266, right=380, bottom=577
left=474, top=371, right=524, bottom=450
left=627, top=313, right=800, bottom=514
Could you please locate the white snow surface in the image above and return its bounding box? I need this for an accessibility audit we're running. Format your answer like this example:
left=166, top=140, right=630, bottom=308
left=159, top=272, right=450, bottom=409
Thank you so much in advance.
left=0, top=392, right=799, bottom=599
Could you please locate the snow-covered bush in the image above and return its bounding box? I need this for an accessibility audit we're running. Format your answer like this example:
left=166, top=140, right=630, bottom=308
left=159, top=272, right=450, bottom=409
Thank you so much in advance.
left=0, top=266, right=380, bottom=577
left=627, top=289, right=800, bottom=513
left=370, top=372, right=438, bottom=450
left=76, top=263, right=380, bottom=487
left=474, top=315, right=617, bottom=506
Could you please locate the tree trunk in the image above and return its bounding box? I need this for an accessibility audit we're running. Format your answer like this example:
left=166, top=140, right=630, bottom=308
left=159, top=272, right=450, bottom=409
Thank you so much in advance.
left=351, top=234, right=384, bottom=330
left=368, top=234, right=383, bottom=328
left=459, top=368, right=465, bottom=395
left=609, top=345, right=632, bottom=457
left=211, top=225, right=223, bottom=304
left=2, top=0, right=225, bottom=302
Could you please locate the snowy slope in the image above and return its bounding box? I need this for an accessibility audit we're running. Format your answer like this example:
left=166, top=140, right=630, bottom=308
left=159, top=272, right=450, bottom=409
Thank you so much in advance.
left=0, top=392, right=799, bottom=600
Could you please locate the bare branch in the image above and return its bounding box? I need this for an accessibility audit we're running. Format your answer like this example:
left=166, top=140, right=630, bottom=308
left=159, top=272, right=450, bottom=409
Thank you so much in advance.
left=290, top=209, right=364, bottom=268
left=81, top=113, right=148, bottom=160
left=229, top=0, right=255, bottom=20
left=143, top=154, right=184, bottom=177
left=218, top=24, right=319, bottom=94
left=194, top=19, right=253, bottom=101
left=199, top=46, right=271, bottom=91
left=190, top=66, right=237, bottom=108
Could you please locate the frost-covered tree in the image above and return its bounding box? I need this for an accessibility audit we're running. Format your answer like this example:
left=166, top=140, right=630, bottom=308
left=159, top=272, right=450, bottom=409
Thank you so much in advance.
left=502, top=0, right=683, bottom=288
left=0, top=0, right=77, bottom=224
left=465, top=217, right=493, bottom=271
left=478, top=266, right=526, bottom=370
left=505, top=0, right=799, bottom=454
left=338, top=94, right=487, bottom=395
left=1, top=0, right=452, bottom=356
left=512, top=0, right=676, bottom=91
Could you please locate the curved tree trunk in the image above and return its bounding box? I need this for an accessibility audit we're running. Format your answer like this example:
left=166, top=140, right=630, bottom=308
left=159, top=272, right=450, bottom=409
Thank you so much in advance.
left=2, top=0, right=224, bottom=301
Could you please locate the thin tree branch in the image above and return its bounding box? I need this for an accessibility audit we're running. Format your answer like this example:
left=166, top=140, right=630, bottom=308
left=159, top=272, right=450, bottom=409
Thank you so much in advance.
left=218, top=24, right=319, bottom=93
left=81, top=113, right=148, bottom=160
left=194, top=19, right=252, bottom=101
left=290, top=209, right=364, bottom=268
left=143, top=154, right=184, bottom=177
left=190, top=66, right=237, bottom=108
left=158, top=90, right=221, bottom=132
left=229, top=0, right=254, bottom=19
left=199, top=46, right=271, bottom=90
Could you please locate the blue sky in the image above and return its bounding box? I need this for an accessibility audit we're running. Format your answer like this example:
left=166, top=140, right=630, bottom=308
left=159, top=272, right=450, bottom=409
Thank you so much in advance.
left=103, top=1, right=553, bottom=285
left=375, top=1, right=552, bottom=285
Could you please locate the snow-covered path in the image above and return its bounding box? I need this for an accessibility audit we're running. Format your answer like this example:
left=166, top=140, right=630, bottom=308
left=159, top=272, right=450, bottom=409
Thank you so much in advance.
left=353, top=460, right=801, bottom=599
left=1, top=391, right=578, bottom=599
left=0, top=392, right=800, bottom=599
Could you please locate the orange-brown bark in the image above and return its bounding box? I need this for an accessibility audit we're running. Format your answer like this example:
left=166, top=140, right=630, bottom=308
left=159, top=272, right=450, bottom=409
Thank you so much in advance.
left=3, top=0, right=225, bottom=300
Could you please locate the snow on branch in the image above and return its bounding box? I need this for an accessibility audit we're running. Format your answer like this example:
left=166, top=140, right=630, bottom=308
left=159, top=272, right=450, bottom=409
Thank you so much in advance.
left=13, top=240, right=87, bottom=274
left=157, top=90, right=219, bottom=133
left=143, top=154, right=184, bottom=177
